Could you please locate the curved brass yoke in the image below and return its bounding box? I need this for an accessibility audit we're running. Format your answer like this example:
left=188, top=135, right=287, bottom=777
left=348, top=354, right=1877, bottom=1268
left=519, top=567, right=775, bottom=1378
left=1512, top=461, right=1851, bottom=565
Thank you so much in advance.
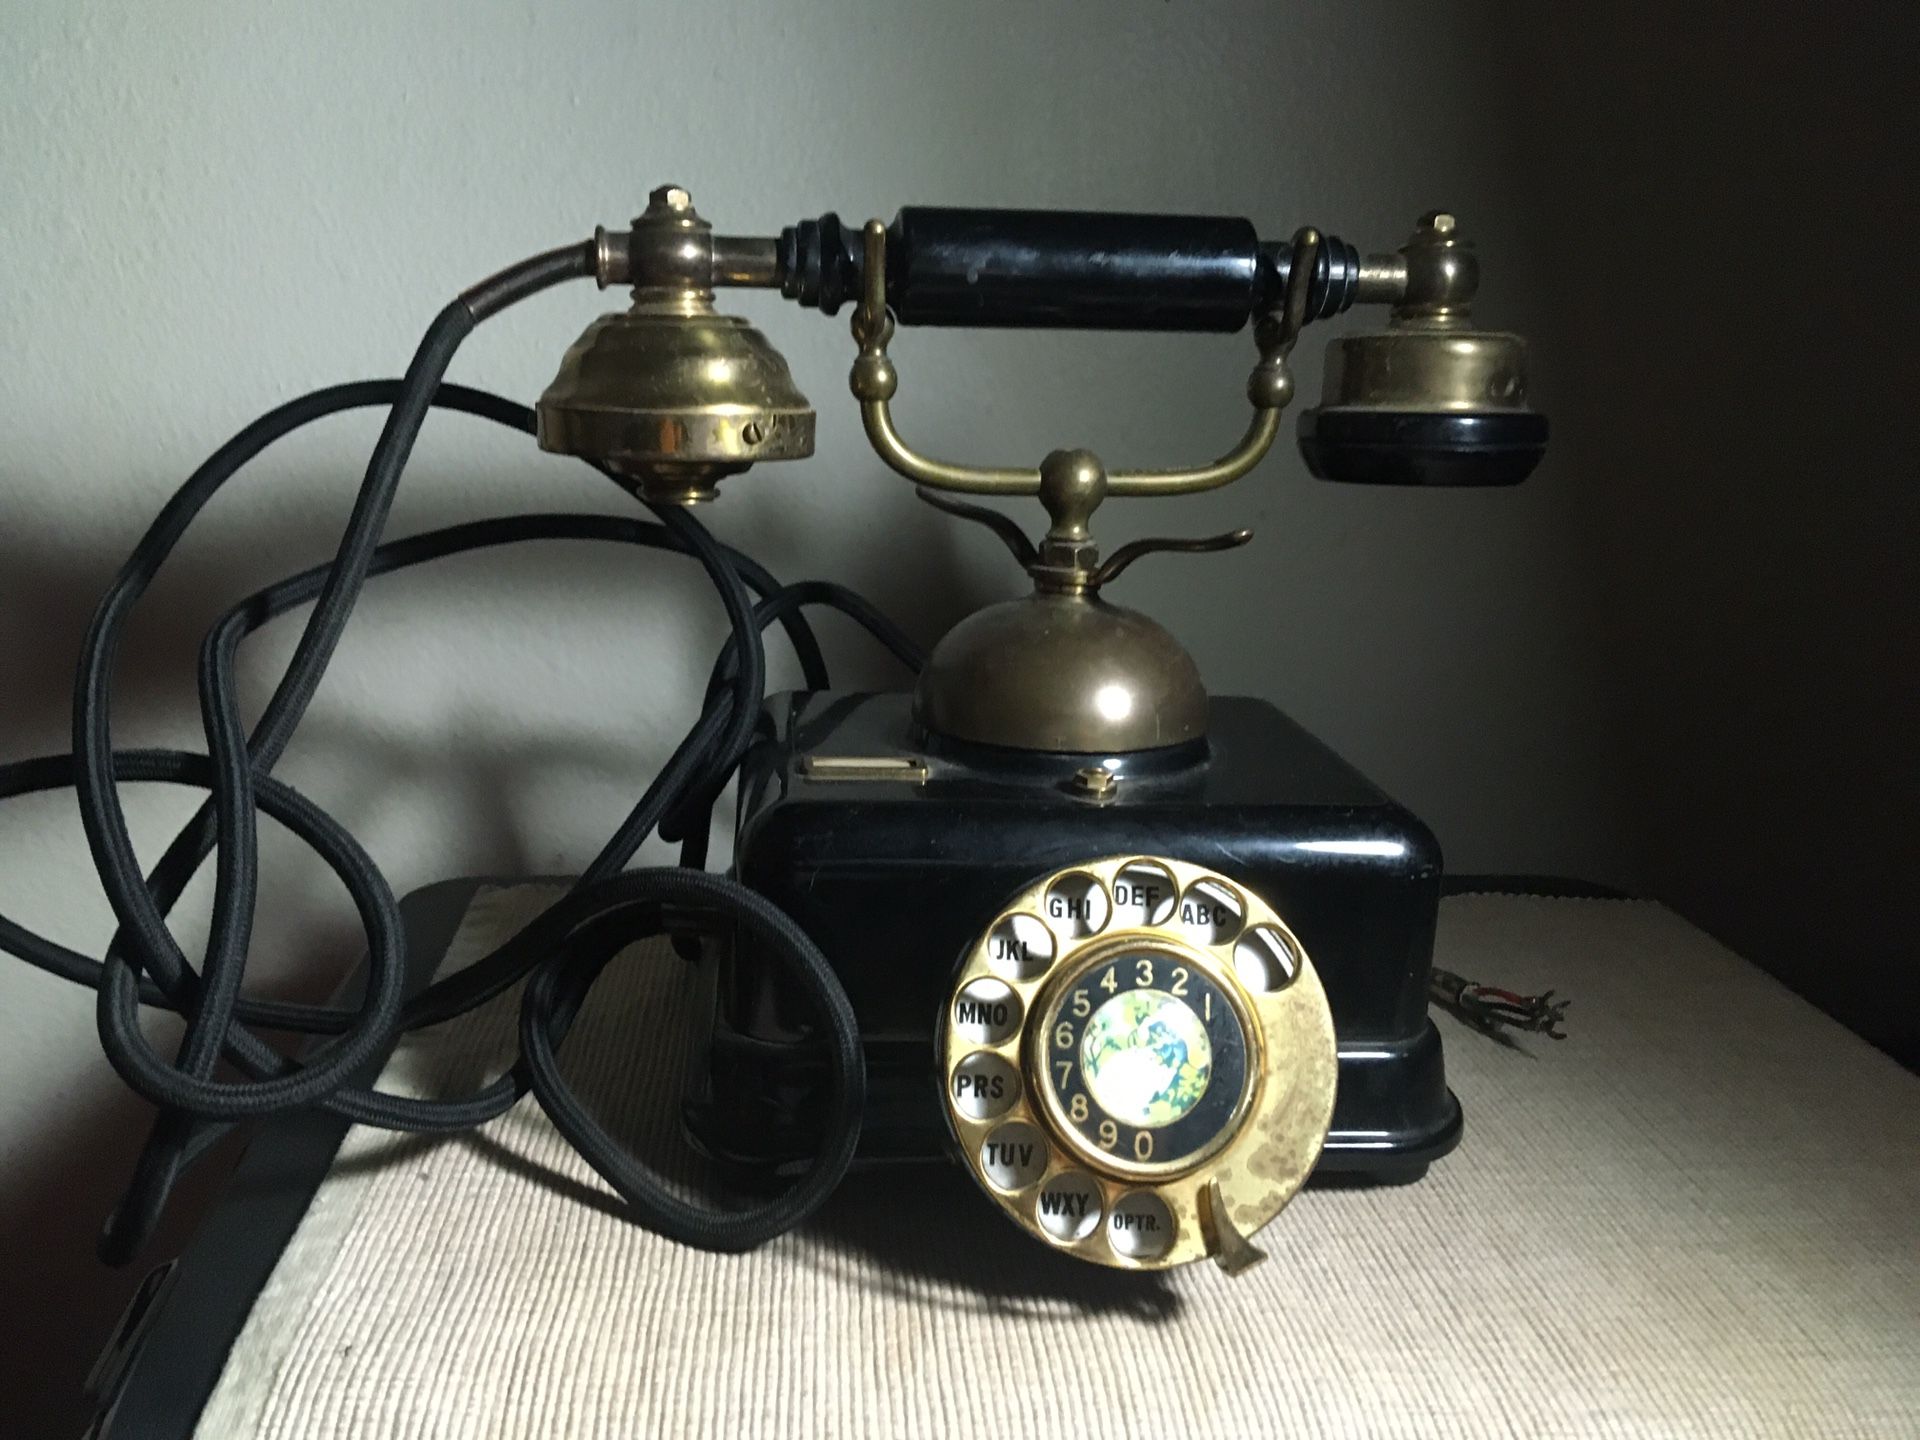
left=848, top=219, right=1313, bottom=502
left=859, top=396, right=1282, bottom=499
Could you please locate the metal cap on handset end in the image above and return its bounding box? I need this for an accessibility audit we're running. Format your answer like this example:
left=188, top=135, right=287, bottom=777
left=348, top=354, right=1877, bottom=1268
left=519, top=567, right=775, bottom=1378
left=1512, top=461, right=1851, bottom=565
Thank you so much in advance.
left=536, top=186, right=814, bottom=504
left=1297, top=212, right=1548, bottom=486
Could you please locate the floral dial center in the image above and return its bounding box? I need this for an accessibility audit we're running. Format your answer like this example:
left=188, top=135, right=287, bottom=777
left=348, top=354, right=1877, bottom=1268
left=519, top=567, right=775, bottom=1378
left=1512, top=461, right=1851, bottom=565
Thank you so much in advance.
left=1080, top=987, right=1213, bottom=1129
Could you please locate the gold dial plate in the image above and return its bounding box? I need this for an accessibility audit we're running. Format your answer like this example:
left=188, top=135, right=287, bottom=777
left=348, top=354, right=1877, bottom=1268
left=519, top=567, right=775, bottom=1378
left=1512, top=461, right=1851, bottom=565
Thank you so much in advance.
left=938, top=855, right=1338, bottom=1271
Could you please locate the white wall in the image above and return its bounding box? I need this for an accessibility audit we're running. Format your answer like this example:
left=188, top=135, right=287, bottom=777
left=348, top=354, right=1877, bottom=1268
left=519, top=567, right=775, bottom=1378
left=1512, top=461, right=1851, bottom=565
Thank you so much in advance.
left=1, top=2, right=1621, bottom=1427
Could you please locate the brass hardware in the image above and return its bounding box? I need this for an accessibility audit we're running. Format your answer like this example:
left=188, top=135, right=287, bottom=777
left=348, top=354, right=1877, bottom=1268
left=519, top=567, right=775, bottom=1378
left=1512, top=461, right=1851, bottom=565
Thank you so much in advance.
left=1068, top=767, right=1117, bottom=802
left=1031, top=448, right=1108, bottom=589
left=1094, top=528, right=1253, bottom=589
left=1200, top=1178, right=1268, bottom=1275
left=1397, top=211, right=1479, bottom=322
left=910, top=455, right=1254, bottom=752
left=1354, top=252, right=1411, bottom=304
left=1317, top=328, right=1532, bottom=413
left=939, top=856, right=1338, bottom=1272
left=1298, top=211, right=1545, bottom=487
left=593, top=225, right=631, bottom=288
left=909, top=450, right=1259, bottom=753
left=708, top=235, right=781, bottom=288
left=798, top=755, right=929, bottom=783
left=912, top=593, right=1209, bottom=753
left=537, top=186, right=815, bottom=504
left=1312, top=212, right=1532, bottom=417
left=915, top=460, right=1255, bottom=594
left=913, top=490, right=1038, bottom=570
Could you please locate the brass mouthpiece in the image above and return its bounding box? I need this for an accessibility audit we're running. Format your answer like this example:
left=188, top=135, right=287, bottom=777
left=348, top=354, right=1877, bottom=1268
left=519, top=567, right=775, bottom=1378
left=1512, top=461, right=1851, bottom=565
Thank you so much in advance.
left=536, top=186, right=813, bottom=504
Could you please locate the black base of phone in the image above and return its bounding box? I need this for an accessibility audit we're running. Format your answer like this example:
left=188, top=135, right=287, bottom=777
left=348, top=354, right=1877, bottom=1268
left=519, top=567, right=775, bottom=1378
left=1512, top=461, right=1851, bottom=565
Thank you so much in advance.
left=686, top=692, right=1463, bottom=1184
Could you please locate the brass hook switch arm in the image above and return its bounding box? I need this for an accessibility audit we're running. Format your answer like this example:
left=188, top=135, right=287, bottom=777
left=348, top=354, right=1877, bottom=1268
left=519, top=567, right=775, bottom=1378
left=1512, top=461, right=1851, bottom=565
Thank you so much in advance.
left=912, top=488, right=1041, bottom=567
left=1093, top=527, right=1254, bottom=588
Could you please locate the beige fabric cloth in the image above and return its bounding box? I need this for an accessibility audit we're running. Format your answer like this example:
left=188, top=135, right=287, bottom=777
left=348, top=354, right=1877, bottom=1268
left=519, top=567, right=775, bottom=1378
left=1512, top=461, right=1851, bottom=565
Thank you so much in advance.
left=195, top=890, right=1920, bottom=1439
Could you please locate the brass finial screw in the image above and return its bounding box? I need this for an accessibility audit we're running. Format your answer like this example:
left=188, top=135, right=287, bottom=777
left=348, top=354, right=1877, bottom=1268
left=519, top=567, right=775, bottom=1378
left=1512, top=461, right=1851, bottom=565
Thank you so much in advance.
left=649, top=183, right=695, bottom=213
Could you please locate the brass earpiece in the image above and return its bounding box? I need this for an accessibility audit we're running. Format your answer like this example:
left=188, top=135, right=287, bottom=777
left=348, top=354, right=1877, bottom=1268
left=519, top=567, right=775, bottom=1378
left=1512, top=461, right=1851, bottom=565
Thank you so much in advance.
left=1297, top=212, right=1548, bottom=486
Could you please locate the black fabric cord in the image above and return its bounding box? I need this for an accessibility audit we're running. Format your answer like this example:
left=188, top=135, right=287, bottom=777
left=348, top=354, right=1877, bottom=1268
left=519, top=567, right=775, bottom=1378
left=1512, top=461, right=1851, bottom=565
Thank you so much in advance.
left=0, top=240, right=917, bottom=1264
left=520, top=869, right=864, bottom=1252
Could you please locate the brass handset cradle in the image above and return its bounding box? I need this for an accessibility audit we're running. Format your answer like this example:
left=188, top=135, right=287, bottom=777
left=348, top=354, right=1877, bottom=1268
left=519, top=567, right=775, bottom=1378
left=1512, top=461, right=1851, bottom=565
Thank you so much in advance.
left=845, top=217, right=1326, bottom=580
left=836, top=216, right=1350, bottom=752
left=847, top=218, right=1313, bottom=501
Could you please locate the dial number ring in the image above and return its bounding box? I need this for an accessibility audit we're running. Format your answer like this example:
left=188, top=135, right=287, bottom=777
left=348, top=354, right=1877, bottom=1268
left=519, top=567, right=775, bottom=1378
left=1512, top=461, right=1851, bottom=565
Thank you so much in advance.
left=937, top=855, right=1338, bottom=1271
left=1030, top=941, right=1255, bottom=1179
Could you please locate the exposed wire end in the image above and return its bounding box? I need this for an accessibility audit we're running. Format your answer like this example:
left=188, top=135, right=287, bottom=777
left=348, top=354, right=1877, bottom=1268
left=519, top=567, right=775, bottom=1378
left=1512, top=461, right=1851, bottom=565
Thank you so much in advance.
left=1430, top=967, right=1569, bottom=1040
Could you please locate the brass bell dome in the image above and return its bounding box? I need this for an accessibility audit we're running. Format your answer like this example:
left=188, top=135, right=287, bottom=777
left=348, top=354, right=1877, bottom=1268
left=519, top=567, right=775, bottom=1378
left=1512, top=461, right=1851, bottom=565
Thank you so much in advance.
left=913, top=593, right=1209, bottom=754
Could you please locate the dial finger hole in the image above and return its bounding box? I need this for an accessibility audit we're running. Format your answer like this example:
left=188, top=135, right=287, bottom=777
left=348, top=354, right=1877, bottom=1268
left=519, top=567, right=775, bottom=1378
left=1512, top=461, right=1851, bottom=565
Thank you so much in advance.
left=986, top=913, right=1055, bottom=981
left=950, top=1051, right=1020, bottom=1121
left=1043, top=872, right=1109, bottom=940
left=1233, top=925, right=1300, bottom=993
left=1176, top=878, right=1244, bottom=946
left=1107, top=1191, right=1175, bottom=1259
left=1036, top=1171, right=1103, bottom=1243
left=950, top=978, right=1022, bottom=1046
left=980, top=1122, right=1048, bottom=1191
left=1110, top=861, right=1177, bottom=929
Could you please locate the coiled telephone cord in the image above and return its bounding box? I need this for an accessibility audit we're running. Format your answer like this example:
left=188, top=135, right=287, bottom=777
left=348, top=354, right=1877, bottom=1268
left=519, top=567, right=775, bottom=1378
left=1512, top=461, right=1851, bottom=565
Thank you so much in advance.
left=0, top=241, right=917, bottom=1262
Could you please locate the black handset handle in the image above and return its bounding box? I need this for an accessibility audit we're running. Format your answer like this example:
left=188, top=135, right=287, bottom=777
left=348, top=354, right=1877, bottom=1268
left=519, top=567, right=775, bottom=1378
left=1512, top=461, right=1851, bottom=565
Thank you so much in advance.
left=777, top=207, right=1362, bottom=331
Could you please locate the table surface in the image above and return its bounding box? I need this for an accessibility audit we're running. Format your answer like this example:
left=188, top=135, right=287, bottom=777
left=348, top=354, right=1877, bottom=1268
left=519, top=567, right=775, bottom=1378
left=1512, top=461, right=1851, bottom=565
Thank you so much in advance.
left=152, top=887, right=1918, bottom=1439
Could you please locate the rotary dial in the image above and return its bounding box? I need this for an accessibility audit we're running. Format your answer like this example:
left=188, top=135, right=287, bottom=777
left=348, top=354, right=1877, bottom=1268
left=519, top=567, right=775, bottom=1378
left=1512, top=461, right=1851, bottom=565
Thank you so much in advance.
left=939, top=856, right=1338, bottom=1272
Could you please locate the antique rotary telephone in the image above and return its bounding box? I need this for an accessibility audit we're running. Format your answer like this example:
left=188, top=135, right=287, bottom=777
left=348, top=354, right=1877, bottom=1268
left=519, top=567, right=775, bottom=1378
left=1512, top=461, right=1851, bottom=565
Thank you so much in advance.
left=0, top=185, right=1544, bottom=1275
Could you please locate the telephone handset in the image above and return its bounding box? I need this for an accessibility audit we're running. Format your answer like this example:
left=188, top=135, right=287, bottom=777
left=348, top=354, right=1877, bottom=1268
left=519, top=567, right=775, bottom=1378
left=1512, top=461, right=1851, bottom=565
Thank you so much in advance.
left=0, top=181, right=1545, bottom=1275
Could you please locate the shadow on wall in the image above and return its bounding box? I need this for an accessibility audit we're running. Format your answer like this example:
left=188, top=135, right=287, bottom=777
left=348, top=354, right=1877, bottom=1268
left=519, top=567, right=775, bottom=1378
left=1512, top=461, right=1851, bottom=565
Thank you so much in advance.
left=1, top=464, right=986, bottom=749
left=0, top=458, right=999, bottom=1430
